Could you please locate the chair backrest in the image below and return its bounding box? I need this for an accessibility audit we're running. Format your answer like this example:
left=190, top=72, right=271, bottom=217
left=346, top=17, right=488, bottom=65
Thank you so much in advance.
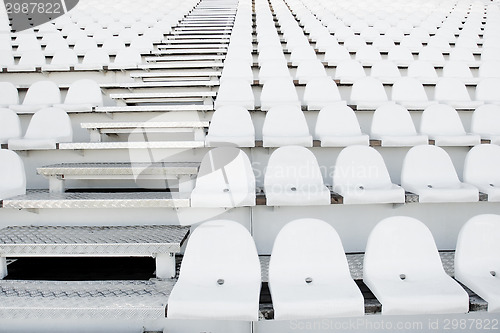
left=178, top=220, right=261, bottom=285
left=387, top=46, right=414, bottom=65
left=64, top=79, right=103, bottom=106
left=0, top=149, right=26, bottom=199
left=333, top=145, right=394, bottom=190
left=350, top=77, right=387, bottom=102
left=101, top=37, right=126, bottom=53
left=195, top=147, right=255, bottom=195
left=370, top=60, right=401, bottom=80
left=443, top=61, right=474, bottom=79
left=407, top=60, right=438, bottom=80
left=355, top=45, right=382, bottom=64
left=463, top=144, right=500, bottom=188
left=23, top=81, right=61, bottom=106
left=315, top=104, right=363, bottom=137
left=215, top=79, right=254, bottom=109
left=455, top=214, right=500, bottom=275
left=295, top=60, right=327, bottom=82
left=24, top=107, right=72, bottom=142
left=44, top=38, right=69, bottom=53
left=449, top=47, right=476, bottom=63
left=324, top=45, right=351, bottom=65
left=334, top=59, right=366, bottom=81
left=270, top=218, right=351, bottom=284
left=0, top=82, right=19, bottom=105
left=262, top=105, right=310, bottom=140
left=471, top=104, right=500, bottom=136
left=81, top=49, right=111, bottom=66
left=303, top=77, right=341, bottom=104
left=73, top=37, right=98, bottom=53
left=49, top=49, right=78, bottom=67
left=220, top=59, right=253, bottom=83
left=260, top=78, right=299, bottom=109
left=264, top=146, right=325, bottom=193
left=0, top=50, right=14, bottom=67
left=476, top=78, right=500, bottom=103
left=420, top=103, right=466, bottom=136
left=371, top=103, right=418, bottom=136
left=372, top=35, right=395, bottom=52
left=259, top=60, right=291, bottom=82
left=401, top=145, right=461, bottom=188
left=0, top=108, right=22, bottom=143
left=479, top=61, right=500, bottom=79
left=391, top=77, right=428, bottom=102
left=129, top=36, right=154, bottom=52
left=112, top=48, right=142, bottom=67
left=435, top=78, right=472, bottom=102
left=207, top=105, right=255, bottom=140
left=364, top=216, right=446, bottom=280
left=18, top=51, right=46, bottom=67
left=419, top=46, right=445, bottom=63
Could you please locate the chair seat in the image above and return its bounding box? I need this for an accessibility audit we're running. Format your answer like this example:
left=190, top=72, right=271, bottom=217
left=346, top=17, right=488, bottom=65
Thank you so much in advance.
left=319, top=134, right=369, bottom=147
left=470, top=184, right=500, bottom=202
left=263, top=135, right=313, bottom=147
left=271, top=280, right=365, bottom=320
left=190, top=189, right=255, bottom=207
left=458, top=275, right=500, bottom=312
left=53, top=103, right=94, bottom=112
left=10, top=104, right=51, bottom=113
left=353, top=100, right=388, bottom=110
left=369, top=274, right=469, bottom=315
left=8, top=138, right=57, bottom=150
left=205, top=135, right=255, bottom=147
left=305, top=100, right=345, bottom=111
left=430, top=134, right=481, bottom=146
left=395, top=100, right=437, bottom=110
left=334, top=184, right=405, bottom=204
left=167, top=282, right=259, bottom=321
left=266, top=187, right=331, bottom=206
left=406, top=183, right=479, bottom=203
left=375, top=134, right=429, bottom=147
left=440, top=100, right=484, bottom=110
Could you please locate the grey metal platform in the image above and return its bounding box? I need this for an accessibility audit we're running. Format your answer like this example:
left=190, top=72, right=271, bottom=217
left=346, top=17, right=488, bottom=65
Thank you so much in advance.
left=0, top=279, right=174, bottom=319
left=1, top=190, right=191, bottom=209
left=0, top=225, right=190, bottom=279
left=110, top=91, right=216, bottom=105
left=94, top=105, right=214, bottom=113
left=58, top=141, right=205, bottom=150
left=37, top=162, right=200, bottom=193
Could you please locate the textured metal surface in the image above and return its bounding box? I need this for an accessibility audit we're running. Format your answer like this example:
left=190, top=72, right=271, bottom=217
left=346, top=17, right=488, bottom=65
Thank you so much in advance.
left=0, top=280, right=173, bottom=319
left=58, top=141, right=205, bottom=150
left=81, top=122, right=209, bottom=129
left=259, top=252, right=456, bottom=282
left=37, top=162, right=200, bottom=177
left=95, top=105, right=214, bottom=112
left=130, top=71, right=221, bottom=78
left=0, top=225, right=189, bottom=256
left=110, top=91, right=216, bottom=99
left=2, top=190, right=190, bottom=209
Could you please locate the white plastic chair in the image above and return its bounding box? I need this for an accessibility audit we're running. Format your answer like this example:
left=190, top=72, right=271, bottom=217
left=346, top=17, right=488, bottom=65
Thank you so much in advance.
left=215, top=79, right=254, bottom=110
left=264, top=146, right=330, bottom=206
left=257, top=47, right=287, bottom=66
left=350, top=77, right=388, bottom=110
left=418, top=46, right=445, bottom=67
left=400, top=34, right=423, bottom=52
left=334, top=60, right=366, bottom=84
left=479, top=61, right=500, bottom=79
left=434, top=78, right=484, bottom=109
left=324, top=45, right=351, bottom=66
left=190, top=148, right=255, bottom=207
left=371, top=103, right=428, bottom=146
left=364, top=216, right=469, bottom=315
left=0, top=109, right=22, bottom=144
left=333, top=145, right=405, bottom=204
left=407, top=60, right=439, bottom=84
left=303, top=77, right=345, bottom=110
left=343, top=35, right=366, bottom=52
left=75, top=49, right=111, bottom=70
left=206, top=106, right=255, bottom=147
left=387, top=46, right=414, bottom=67
left=476, top=78, right=500, bottom=104
left=262, top=105, right=312, bottom=147
left=315, top=105, right=369, bottom=147
left=8, top=107, right=73, bottom=150
left=73, top=36, right=98, bottom=55
left=54, top=79, right=103, bottom=112
left=420, top=104, right=480, bottom=146
left=455, top=214, right=500, bottom=312
left=295, top=60, right=327, bottom=84
left=463, top=144, right=500, bottom=202
left=9, top=51, right=46, bottom=71
left=10, top=81, right=61, bottom=113
left=470, top=104, right=500, bottom=144
left=391, top=77, right=436, bottom=109
left=42, top=49, right=78, bottom=71
left=258, top=60, right=292, bottom=84
left=0, top=51, right=14, bottom=68
left=167, top=220, right=261, bottom=320
left=449, top=48, right=477, bottom=66
left=401, top=145, right=479, bottom=203
left=260, top=78, right=300, bottom=110
left=0, top=82, right=19, bottom=107
left=130, top=36, right=154, bottom=54
left=109, top=48, right=142, bottom=69
left=372, top=35, right=395, bottom=52
left=370, top=60, right=401, bottom=84
left=355, top=45, right=382, bottom=66
left=269, top=218, right=364, bottom=319
left=290, top=46, right=317, bottom=66
left=442, top=61, right=477, bottom=85
left=0, top=149, right=26, bottom=200
left=220, top=59, right=253, bottom=84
